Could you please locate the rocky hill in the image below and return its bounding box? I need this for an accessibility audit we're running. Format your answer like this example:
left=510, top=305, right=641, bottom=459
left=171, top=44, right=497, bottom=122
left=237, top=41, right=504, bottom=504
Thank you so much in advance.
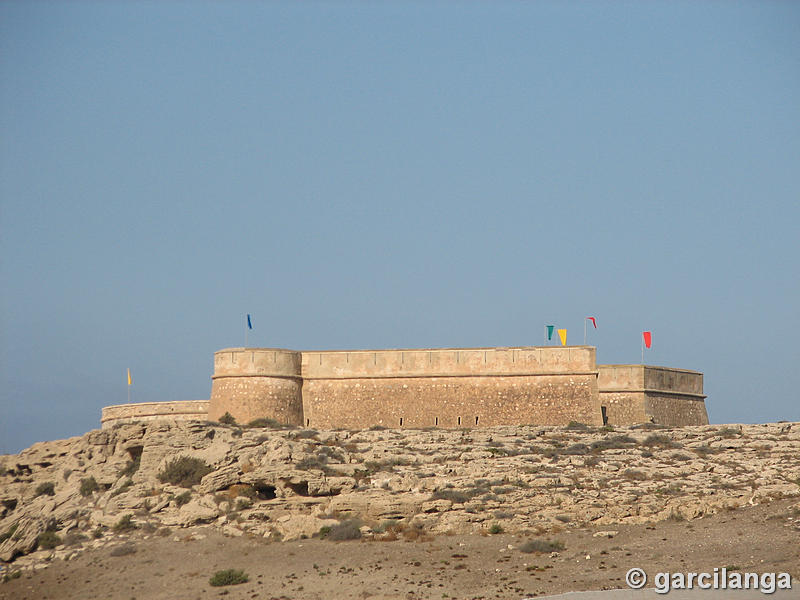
left=1, top=420, right=799, bottom=575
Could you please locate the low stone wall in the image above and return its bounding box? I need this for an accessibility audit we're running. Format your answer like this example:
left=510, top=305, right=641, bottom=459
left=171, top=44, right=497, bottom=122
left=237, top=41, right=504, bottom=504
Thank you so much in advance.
left=101, top=401, right=210, bottom=429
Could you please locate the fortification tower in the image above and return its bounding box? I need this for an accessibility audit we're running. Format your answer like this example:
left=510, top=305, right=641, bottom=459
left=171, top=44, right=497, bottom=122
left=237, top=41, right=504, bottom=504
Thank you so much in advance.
left=208, top=348, right=303, bottom=425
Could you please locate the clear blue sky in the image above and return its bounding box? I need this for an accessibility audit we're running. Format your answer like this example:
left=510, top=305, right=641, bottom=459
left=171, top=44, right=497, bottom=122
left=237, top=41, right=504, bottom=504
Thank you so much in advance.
left=1, top=2, right=798, bottom=453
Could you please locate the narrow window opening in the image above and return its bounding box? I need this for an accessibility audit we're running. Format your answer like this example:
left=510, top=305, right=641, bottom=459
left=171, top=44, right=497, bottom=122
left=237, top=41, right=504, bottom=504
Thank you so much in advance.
left=306, top=419, right=310, bottom=427
left=434, top=417, right=439, bottom=426
left=399, top=417, right=404, bottom=426
left=601, top=406, right=608, bottom=426
left=475, top=416, right=479, bottom=425
left=457, top=416, right=462, bottom=426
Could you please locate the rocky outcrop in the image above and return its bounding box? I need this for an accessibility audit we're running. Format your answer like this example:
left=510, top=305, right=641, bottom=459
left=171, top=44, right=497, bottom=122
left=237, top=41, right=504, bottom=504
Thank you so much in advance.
left=1, top=420, right=799, bottom=570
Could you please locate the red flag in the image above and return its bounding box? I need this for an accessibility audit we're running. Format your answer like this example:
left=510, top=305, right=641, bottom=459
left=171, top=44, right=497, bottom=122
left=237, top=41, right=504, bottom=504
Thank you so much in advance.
left=643, top=331, right=652, bottom=349
left=587, top=317, right=597, bottom=329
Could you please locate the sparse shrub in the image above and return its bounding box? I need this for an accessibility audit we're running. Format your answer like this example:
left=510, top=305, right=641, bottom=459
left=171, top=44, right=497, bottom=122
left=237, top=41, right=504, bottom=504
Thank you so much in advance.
left=157, top=456, right=213, bottom=488
left=247, top=417, right=293, bottom=429
left=562, top=443, right=590, bottom=456
left=63, top=531, right=88, bottom=547
left=209, top=569, right=249, bottom=586
left=296, top=456, right=329, bottom=471
left=369, top=425, right=387, bottom=431
left=0, top=523, right=19, bottom=543
left=34, top=481, right=55, bottom=497
left=633, top=422, right=667, bottom=431
left=80, top=476, right=99, bottom=497
left=92, top=526, right=106, bottom=539
left=715, top=427, right=741, bottom=439
left=489, top=523, right=503, bottom=534
left=692, top=444, right=721, bottom=457
left=565, top=421, right=590, bottom=431
left=623, top=469, right=647, bottom=481
left=36, top=530, right=62, bottom=550
left=112, top=514, right=136, bottom=532
left=326, top=519, right=362, bottom=541
left=519, top=539, right=565, bottom=554
left=290, top=429, right=320, bottom=439
left=590, top=435, right=637, bottom=452
left=120, top=455, right=141, bottom=477
left=487, top=446, right=508, bottom=456
left=62, top=468, right=72, bottom=481
left=430, top=489, right=471, bottom=504
left=218, top=412, right=237, bottom=425
left=235, top=497, right=252, bottom=510
left=317, top=525, right=332, bottom=539
left=374, top=519, right=401, bottom=533
left=2, top=570, right=21, bottom=583
left=175, top=491, right=192, bottom=506
left=110, top=542, right=137, bottom=556
left=668, top=509, right=685, bottom=521
left=110, top=478, right=133, bottom=497
left=555, top=514, right=572, bottom=523
left=642, top=434, right=680, bottom=449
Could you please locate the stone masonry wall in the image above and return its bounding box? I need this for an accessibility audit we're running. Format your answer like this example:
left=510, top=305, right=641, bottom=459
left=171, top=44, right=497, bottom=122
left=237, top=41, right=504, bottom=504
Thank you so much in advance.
left=101, top=401, right=210, bottom=429
left=598, top=365, right=707, bottom=426
left=644, top=394, right=709, bottom=426
left=208, top=349, right=303, bottom=425
left=303, top=374, right=600, bottom=429
left=301, top=346, right=601, bottom=428
left=598, top=392, right=649, bottom=426
left=208, top=377, right=303, bottom=425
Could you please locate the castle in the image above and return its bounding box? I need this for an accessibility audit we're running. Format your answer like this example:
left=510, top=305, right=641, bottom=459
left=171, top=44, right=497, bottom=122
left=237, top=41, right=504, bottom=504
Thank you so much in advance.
left=101, top=345, right=708, bottom=428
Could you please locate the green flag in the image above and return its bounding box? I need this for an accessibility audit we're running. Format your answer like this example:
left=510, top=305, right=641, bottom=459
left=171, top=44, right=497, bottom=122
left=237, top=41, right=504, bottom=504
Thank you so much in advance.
left=547, top=325, right=554, bottom=341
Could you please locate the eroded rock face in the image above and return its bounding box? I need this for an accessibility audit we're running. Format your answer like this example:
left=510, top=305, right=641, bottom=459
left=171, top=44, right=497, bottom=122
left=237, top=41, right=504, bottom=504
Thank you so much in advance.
left=1, top=421, right=799, bottom=570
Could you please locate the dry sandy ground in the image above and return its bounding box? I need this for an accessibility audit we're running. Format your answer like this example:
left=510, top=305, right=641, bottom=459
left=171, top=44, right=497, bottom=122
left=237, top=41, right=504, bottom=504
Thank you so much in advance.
left=2, top=498, right=798, bottom=600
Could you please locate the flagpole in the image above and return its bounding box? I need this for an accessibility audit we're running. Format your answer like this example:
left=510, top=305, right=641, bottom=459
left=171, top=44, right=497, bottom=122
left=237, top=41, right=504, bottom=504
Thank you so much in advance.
left=543, top=325, right=546, bottom=346
left=641, top=336, right=644, bottom=364
left=584, top=319, right=587, bottom=345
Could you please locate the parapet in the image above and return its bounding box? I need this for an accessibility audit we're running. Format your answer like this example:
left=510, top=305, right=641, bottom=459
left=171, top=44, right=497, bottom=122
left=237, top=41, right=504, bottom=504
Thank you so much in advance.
left=301, top=345, right=597, bottom=379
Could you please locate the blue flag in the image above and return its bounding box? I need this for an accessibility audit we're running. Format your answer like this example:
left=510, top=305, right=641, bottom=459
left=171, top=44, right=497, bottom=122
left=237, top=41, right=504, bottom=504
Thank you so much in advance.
left=247, top=314, right=252, bottom=330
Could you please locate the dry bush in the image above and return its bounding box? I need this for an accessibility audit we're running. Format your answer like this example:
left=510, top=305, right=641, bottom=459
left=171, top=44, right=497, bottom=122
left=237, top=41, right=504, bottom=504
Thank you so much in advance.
left=157, top=456, right=213, bottom=488
left=519, top=539, right=565, bottom=554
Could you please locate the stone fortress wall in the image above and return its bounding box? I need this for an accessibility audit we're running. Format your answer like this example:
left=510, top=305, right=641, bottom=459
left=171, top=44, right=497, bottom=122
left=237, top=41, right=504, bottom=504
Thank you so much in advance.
left=101, top=400, right=210, bottom=427
left=101, top=345, right=707, bottom=429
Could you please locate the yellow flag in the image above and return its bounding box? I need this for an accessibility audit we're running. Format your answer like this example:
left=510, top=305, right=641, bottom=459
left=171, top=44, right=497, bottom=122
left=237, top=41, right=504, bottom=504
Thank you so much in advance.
left=127, top=368, right=132, bottom=386
left=557, top=329, right=567, bottom=346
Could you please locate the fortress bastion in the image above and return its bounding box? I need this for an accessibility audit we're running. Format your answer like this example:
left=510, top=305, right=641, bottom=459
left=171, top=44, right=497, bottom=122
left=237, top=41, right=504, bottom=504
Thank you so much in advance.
left=101, top=345, right=707, bottom=429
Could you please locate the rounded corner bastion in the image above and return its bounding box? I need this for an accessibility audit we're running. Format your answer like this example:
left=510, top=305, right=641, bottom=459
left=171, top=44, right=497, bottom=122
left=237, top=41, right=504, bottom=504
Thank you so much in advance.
left=208, top=347, right=304, bottom=426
